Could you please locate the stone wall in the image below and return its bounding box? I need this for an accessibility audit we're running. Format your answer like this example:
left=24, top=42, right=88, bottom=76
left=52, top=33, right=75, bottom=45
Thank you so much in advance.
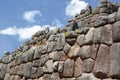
left=0, top=0, right=120, bottom=80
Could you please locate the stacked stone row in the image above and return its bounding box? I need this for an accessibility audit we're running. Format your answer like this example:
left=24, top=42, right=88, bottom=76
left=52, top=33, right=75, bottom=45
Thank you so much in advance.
left=100, top=0, right=108, bottom=15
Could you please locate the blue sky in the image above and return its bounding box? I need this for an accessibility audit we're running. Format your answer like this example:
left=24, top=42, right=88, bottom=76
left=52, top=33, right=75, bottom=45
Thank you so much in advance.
left=0, top=0, right=119, bottom=57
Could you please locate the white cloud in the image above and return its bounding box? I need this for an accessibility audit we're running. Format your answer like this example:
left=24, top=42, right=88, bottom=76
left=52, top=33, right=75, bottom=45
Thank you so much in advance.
left=65, top=0, right=88, bottom=17
left=0, top=25, right=57, bottom=40
left=23, top=10, right=41, bottom=22
left=52, top=18, right=63, bottom=27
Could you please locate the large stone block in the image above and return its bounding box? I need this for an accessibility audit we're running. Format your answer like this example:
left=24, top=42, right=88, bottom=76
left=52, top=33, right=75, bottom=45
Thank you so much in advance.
left=110, top=43, right=120, bottom=78
left=112, top=21, right=120, bottom=42
left=74, top=57, right=83, bottom=77
left=68, top=43, right=80, bottom=58
left=101, top=24, right=112, bottom=45
left=93, top=44, right=110, bottom=79
left=63, top=58, right=74, bottom=77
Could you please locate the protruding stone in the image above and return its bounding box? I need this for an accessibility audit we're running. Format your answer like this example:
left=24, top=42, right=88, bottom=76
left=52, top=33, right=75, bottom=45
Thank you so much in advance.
left=74, top=57, right=83, bottom=77
left=93, top=44, right=110, bottom=79
left=110, top=43, right=120, bottom=78
left=63, top=58, right=74, bottom=77
left=77, top=34, right=85, bottom=46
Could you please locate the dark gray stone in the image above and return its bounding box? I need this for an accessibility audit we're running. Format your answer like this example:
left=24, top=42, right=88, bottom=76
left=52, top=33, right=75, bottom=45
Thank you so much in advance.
left=94, top=16, right=108, bottom=27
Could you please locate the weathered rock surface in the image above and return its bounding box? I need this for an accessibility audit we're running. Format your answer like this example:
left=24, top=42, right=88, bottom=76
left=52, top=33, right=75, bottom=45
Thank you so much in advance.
left=110, top=43, right=120, bottom=78
left=93, top=44, right=110, bottom=79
